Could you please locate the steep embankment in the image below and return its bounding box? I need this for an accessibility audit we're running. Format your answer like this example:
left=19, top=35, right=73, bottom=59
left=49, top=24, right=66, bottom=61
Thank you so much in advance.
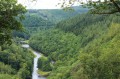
left=29, top=14, right=120, bottom=79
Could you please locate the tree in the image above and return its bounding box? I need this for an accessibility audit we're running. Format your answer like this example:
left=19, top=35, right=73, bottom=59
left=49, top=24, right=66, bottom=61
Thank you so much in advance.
left=0, top=0, right=26, bottom=45
left=60, top=0, right=120, bottom=14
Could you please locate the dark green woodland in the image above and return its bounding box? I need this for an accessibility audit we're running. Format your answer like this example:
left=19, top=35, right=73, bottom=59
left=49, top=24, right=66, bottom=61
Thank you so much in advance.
left=0, top=0, right=120, bottom=79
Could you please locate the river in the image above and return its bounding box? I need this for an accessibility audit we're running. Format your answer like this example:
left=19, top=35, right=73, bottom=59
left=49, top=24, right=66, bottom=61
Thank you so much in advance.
left=22, top=44, right=46, bottom=79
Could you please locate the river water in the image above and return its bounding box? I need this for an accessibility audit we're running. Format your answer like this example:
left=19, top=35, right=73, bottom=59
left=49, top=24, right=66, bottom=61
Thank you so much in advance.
left=22, top=44, right=46, bottom=79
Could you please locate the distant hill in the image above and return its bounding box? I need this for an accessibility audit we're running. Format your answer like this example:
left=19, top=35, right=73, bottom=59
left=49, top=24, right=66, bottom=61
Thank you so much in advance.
left=27, top=6, right=88, bottom=24
left=22, top=13, right=54, bottom=28
left=18, top=6, right=88, bottom=39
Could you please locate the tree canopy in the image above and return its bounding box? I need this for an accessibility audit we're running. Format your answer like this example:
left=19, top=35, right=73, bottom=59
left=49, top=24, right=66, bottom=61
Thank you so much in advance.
left=0, top=0, right=26, bottom=45
left=29, top=13, right=120, bottom=79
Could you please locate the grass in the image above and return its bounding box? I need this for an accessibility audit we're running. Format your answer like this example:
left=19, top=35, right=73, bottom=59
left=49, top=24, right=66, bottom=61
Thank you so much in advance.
left=24, top=40, right=29, bottom=44
left=38, top=69, right=51, bottom=77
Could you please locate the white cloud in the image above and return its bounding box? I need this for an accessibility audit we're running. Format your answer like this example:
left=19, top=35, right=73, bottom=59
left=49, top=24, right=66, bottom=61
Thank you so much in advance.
left=17, top=0, right=62, bottom=9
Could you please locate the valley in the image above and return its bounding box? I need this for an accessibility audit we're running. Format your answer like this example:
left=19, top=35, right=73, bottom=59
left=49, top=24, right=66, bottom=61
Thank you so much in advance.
left=0, top=1, right=120, bottom=79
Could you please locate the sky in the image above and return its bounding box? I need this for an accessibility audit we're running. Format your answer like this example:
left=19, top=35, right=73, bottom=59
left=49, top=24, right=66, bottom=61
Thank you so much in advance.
left=17, top=0, right=82, bottom=9
left=18, top=0, right=63, bottom=9
left=17, top=0, right=99, bottom=9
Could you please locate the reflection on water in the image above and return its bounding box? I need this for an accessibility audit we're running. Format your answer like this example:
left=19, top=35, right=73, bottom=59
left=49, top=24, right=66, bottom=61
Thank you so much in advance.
left=22, top=44, right=46, bottom=79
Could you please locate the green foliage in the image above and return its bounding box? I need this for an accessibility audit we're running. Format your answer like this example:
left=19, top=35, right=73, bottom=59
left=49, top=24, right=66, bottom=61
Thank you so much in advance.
left=38, top=70, right=50, bottom=77
left=14, top=7, right=88, bottom=39
left=38, top=56, right=52, bottom=71
left=0, top=43, right=34, bottom=79
left=29, top=13, right=120, bottom=79
left=22, top=12, right=54, bottom=27
left=12, top=30, right=30, bottom=40
left=0, top=0, right=26, bottom=45
left=71, top=23, right=120, bottom=79
left=27, top=7, right=88, bottom=24
left=0, top=62, right=16, bottom=74
left=0, top=74, right=16, bottom=79
left=29, top=29, right=80, bottom=60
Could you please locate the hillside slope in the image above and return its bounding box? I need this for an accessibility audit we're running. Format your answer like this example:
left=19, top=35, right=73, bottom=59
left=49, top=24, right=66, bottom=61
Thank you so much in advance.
left=15, top=7, right=88, bottom=39
left=27, top=6, right=88, bottom=24
left=29, top=14, right=120, bottom=79
left=0, top=43, right=34, bottom=79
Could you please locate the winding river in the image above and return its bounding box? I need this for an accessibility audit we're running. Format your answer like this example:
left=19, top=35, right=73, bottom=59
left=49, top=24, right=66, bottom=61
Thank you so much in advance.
left=22, top=44, right=46, bottom=79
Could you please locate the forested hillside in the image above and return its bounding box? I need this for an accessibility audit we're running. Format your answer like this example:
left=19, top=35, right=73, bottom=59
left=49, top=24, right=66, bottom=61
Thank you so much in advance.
left=0, top=42, right=34, bottom=79
left=1, top=0, right=120, bottom=79
left=29, top=14, right=120, bottom=79
left=14, top=7, right=87, bottom=39
left=13, top=12, right=54, bottom=39
left=22, top=13, right=54, bottom=28
left=27, top=6, right=88, bottom=24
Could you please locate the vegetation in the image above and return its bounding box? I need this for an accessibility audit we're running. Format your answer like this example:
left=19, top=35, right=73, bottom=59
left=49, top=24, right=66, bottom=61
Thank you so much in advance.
left=0, top=43, right=34, bottom=79
left=0, top=1, right=34, bottom=78
left=1, top=0, right=120, bottom=79
left=38, top=56, right=52, bottom=71
left=0, top=1, right=88, bottom=79
left=22, top=12, right=53, bottom=27
left=12, top=11, right=54, bottom=39
left=0, top=74, right=15, bottom=79
left=27, top=7, right=88, bottom=24
left=38, top=69, right=50, bottom=77
left=14, top=7, right=88, bottom=40
left=29, top=13, right=120, bottom=79
left=0, top=0, right=26, bottom=45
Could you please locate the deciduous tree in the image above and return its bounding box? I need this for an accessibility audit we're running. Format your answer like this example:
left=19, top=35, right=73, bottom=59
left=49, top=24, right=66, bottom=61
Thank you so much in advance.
left=0, top=0, right=26, bottom=45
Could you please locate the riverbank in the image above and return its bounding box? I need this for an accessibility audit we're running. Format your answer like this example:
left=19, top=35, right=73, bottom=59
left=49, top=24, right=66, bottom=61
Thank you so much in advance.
left=38, top=70, right=50, bottom=77
left=22, top=44, right=46, bottom=79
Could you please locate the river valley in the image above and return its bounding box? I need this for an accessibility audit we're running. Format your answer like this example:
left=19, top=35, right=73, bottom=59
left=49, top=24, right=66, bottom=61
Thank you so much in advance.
left=22, top=44, right=46, bottom=79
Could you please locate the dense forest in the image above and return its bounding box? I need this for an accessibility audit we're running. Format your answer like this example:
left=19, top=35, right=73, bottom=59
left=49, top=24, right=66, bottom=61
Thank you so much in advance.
left=29, top=14, right=120, bottom=79
left=0, top=0, right=120, bottom=79
left=13, top=7, right=87, bottom=39
left=0, top=0, right=34, bottom=79
left=0, top=42, right=34, bottom=79
left=27, top=6, right=88, bottom=24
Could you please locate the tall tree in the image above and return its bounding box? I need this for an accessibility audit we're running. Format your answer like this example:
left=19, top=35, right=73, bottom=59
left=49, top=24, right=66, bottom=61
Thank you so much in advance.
left=0, top=0, right=26, bottom=45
